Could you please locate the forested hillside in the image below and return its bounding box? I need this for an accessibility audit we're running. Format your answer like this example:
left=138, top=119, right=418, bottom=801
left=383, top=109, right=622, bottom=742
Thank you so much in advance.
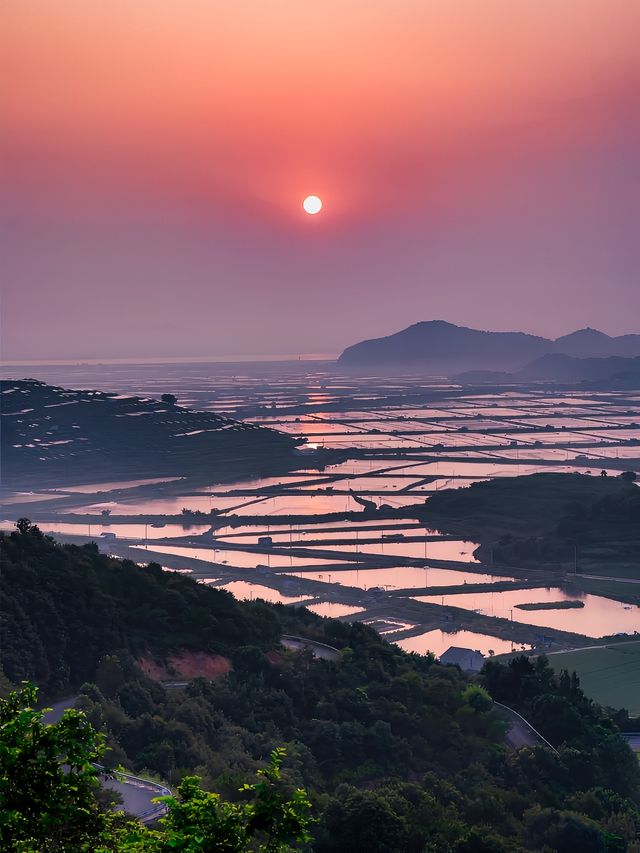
left=2, top=525, right=639, bottom=851
left=424, top=473, right=640, bottom=575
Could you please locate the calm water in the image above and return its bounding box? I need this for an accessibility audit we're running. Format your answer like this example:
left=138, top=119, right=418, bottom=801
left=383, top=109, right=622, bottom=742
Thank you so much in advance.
left=283, top=565, right=510, bottom=590
left=133, top=544, right=347, bottom=570
left=395, top=630, right=528, bottom=657
left=208, top=580, right=309, bottom=605
left=305, top=602, right=365, bottom=617
left=33, top=521, right=212, bottom=540
left=413, top=587, right=640, bottom=638
left=8, top=364, right=639, bottom=647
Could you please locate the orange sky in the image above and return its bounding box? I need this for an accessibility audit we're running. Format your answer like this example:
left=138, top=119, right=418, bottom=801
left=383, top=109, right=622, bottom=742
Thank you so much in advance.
left=5, top=1, right=639, bottom=213
left=2, top=1, right=640, bottom=358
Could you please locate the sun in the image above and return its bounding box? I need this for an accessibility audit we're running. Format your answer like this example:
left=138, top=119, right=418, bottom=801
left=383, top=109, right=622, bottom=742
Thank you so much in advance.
left=303, top=195, right=322, bottom=215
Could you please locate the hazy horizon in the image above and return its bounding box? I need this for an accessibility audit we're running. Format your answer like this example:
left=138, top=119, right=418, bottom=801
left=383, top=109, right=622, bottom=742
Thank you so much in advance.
left=3, top=319, right=640, bottom=367
left=3, top=1, right=639, bottom=361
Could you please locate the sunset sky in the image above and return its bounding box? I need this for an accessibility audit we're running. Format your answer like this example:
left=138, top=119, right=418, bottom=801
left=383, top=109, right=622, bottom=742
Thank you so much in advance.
left=3, top=1, right=639, bottom=360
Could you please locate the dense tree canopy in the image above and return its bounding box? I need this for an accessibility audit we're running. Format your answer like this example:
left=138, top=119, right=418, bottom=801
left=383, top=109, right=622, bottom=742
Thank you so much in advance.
left=0, top=685, right=311, bottom=852
left=2, top=525, right=639, bottom=851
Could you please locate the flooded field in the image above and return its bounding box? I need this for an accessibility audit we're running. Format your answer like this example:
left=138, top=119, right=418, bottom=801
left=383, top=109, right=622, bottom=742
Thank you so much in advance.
left=281, top=565, right=515, bottom=590
left=413, top=587, right=640, bottom=638
left=305, top=602, right=366, bottom=618
left=210, top=581, right=309, bottom=605
left=396, top=630, right=528, bottom=657
left=290, top=539, right=480, bottom=561
left=30, top=521, right=212, bottom=540
left=132, top=544, right=347, bottom=571
left=3, top=360, right=639, bottom=660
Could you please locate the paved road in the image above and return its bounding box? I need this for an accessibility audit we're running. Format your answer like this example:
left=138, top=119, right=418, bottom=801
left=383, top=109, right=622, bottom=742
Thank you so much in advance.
left=498, top=705, right=639, bottom=756
left=43, top=697, right=77, bottom=724
left=575, top=574, right=640, bottom=584
left=495, top=702, right=558, bottom=753
left=281, top=634, right=340, bottom=661
left=97, top=766, right=170, bottom=824
left=546, top=638, right=640, bottom=656
left=42, top=699, right=169, bottom=823
left=623, top=733, right=640, bottom=751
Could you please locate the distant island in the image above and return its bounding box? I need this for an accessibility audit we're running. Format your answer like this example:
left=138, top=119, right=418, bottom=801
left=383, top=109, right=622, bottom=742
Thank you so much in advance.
left=338, top=320, right=640, bottom=372
left=457, top=353, right=640, bottom=388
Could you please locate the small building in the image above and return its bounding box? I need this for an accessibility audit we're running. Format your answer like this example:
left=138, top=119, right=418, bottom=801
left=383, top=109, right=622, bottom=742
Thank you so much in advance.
left=440, top=646, right=485, bottom=673
left=258, top=536, right=273, bottom=547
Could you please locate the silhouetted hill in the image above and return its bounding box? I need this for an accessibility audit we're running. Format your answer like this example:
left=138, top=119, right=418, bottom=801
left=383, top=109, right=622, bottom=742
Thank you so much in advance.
left=555, top=328, right=640, bottom=358
left=0, top=380, right=302, bottom=488
left=338, top=321, right=549, bottom=370
left=457, top=353, right=640, bottom=387
left=520, top=353, right=640, bottom=382
left=338, top=321, right=640, bottom=370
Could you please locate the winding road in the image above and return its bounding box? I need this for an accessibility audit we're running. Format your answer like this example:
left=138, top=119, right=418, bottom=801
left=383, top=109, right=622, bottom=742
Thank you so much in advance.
left=43, top=699, right=170, bottom=824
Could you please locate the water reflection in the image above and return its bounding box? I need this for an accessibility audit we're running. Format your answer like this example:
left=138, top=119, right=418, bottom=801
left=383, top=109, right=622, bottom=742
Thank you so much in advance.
left=210, top=580, right=308, bottom=604
left=284, top=566, right=512, bottom=590
left=305, top=602, right=365, bottom=618
left=395, top=629, right=524, bottom=657
left=413, top=587, right=640, bottom=638
left=133, top=543, right=346, bottom=570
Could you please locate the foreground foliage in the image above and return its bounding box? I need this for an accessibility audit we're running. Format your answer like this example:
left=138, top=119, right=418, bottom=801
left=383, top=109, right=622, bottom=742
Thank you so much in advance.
left=0, top=685, right=311, bottom=852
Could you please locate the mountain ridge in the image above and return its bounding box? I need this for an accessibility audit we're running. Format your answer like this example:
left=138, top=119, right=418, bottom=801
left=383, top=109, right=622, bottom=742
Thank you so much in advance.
left=338, top=321, right=640, bottom=370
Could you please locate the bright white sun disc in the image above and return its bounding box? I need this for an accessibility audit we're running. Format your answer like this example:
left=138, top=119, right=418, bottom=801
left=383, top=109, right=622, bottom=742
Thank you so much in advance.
left=303, top=195, right=322, bottom=215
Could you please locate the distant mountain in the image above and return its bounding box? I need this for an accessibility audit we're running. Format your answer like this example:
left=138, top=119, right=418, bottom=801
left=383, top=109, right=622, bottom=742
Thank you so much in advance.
left=554, top=328, right=640, bottom=358
left=338, top=321, right=640, bottom=371
left=519, top=353, right=640, bottom=382
left=338, top=321, right=549, bottom=370
left=456, top=353, right=640, bottom=388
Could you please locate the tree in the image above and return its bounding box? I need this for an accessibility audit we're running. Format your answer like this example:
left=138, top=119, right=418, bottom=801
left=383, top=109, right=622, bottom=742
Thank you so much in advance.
left=619, top=471, right=637, bottom=483
left=96, top=654, right=127, bottom=698
left=161, top=393, right=177, bottom=406
left=0, top=682, right=111, bottom=850
left=0, top=685, right=312, bottom=852
left=117, top=681, right=154, bottom=718
left=15, top=517, right=35, bottom=536
left=523, top=805, right=614, bottom=853
left=320, top=789, right=408, bottom=852
left=462, top=684, right=493, bottom=715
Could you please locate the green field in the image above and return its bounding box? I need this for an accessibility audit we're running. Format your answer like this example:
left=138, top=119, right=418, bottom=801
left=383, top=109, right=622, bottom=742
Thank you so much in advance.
left=547, top=642, right=640, bottom=715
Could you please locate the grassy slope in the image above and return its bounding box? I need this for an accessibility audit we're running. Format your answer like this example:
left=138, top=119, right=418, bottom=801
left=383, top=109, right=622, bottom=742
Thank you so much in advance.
left=546, top=642, right=640, bottom=715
